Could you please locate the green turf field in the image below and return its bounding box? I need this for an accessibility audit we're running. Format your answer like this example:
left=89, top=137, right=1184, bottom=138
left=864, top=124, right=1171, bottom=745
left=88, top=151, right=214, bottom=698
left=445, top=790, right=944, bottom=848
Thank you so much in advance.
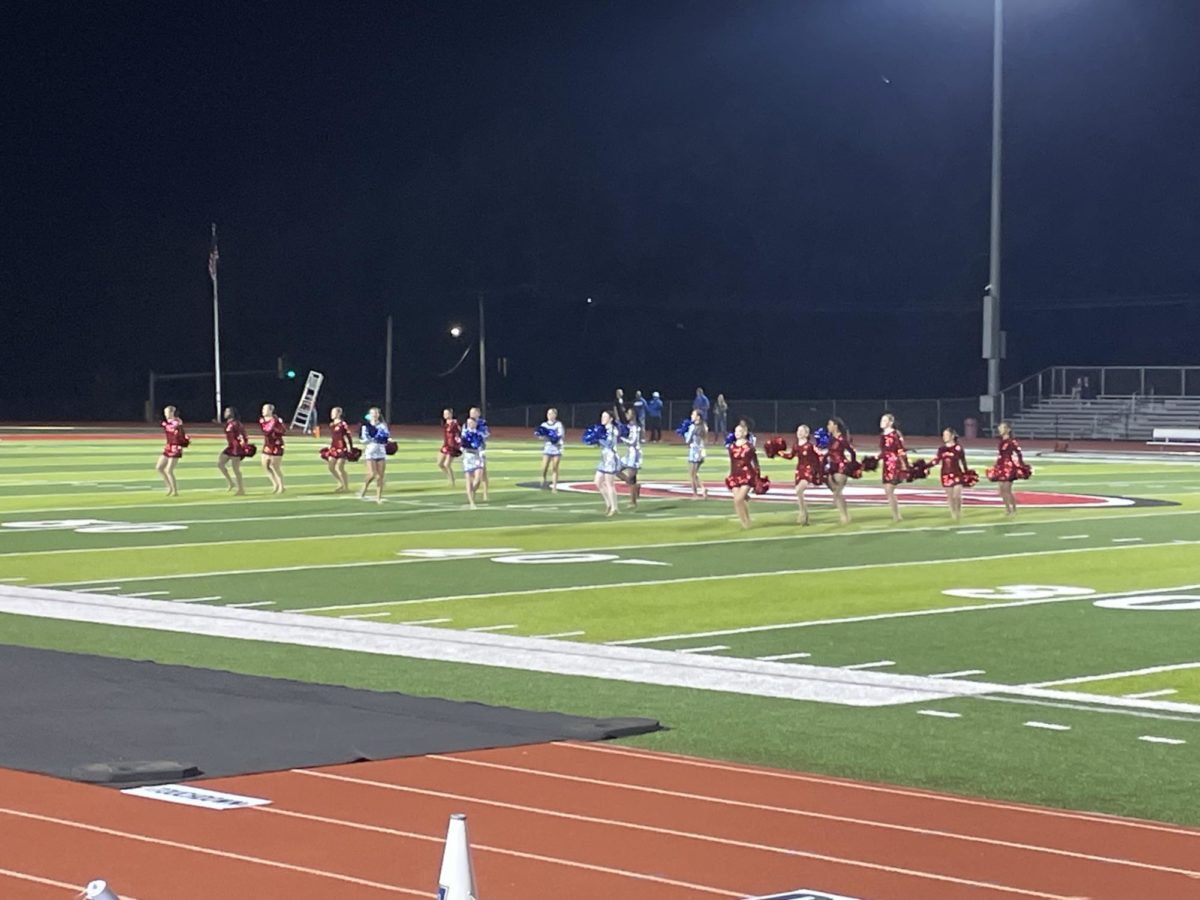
left=2, top=431, right=1199, bottom=824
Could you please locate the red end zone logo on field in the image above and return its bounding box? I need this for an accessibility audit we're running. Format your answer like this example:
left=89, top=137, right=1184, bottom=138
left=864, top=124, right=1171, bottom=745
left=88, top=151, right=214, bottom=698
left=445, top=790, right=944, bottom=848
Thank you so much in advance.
left=543, top=482, right=1175, bottom=508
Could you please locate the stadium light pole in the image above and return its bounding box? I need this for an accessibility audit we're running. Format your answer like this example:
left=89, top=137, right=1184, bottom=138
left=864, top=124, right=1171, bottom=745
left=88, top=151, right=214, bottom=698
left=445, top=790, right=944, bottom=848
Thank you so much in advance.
left=477, top=291, right=487, bottom=417
left=983, top=0, right=1005, bottom=433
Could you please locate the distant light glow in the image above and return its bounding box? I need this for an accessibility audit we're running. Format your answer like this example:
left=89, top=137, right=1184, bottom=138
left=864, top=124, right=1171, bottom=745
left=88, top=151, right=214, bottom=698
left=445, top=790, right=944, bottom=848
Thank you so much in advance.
left=449, top=325, right=463, bottom=338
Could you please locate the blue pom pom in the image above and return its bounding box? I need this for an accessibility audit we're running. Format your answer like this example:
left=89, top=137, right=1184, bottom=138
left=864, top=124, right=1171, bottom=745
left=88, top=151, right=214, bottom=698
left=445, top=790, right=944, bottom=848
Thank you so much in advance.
left=461, top=430, right=483, bottom=451
left=534, top=425, right=553, bottom=441
left=675, top=419, right=691, bottom=437
left=813, top=427, right=831, bottom=449
left=581, top=424, right=606, bottom=446
left=725, top=432, right=736, bottom=448
left=618, top=423, right=630, bottom=439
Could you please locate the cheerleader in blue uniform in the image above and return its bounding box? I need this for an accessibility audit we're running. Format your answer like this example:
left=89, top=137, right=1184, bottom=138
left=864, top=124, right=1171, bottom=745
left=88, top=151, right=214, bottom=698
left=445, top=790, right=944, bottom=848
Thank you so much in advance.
left=684, top=408, right=708, bottom=500
left=468, top=406, right=489, bottom=501
left=537, top=408, right=565, bottom=491
left=592, top=410, right=621, bottom=516
left=461, top=416, right=486, bottom=509
left=617, top=407, right=643, bottom=509
left=359, top=407, right=391, bottom=503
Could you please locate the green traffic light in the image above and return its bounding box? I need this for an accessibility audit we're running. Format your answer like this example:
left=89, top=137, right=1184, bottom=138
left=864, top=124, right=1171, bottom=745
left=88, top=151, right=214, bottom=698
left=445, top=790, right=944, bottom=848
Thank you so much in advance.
left=286, top=369, right=296, bottom=379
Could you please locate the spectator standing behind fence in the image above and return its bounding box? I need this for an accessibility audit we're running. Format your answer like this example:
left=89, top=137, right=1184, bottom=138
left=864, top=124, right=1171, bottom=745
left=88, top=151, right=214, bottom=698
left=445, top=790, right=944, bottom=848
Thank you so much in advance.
left=712, top=393, right=729, bottom=443
left=694, top=387, right=711, bottom=428
left=646, top=391, right=664, bottom=442
left=633, top=390, right=646, bottom=431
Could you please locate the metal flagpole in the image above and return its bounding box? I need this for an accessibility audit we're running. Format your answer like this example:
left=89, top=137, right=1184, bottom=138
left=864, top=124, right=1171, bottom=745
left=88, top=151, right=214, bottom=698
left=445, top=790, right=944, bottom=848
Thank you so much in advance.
left=209, top=223, right=222, bottom=422
left=984, top=0, right=1005, bottom=432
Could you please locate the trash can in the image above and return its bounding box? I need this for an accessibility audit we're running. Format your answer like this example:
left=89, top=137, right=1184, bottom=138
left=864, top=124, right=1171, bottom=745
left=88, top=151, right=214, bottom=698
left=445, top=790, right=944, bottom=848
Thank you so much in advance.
left=964, top=417, right=978, bottom=439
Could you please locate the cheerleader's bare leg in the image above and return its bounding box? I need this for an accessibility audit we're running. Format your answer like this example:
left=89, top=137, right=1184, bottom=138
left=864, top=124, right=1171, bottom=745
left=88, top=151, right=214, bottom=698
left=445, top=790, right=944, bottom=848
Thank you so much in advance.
left=951, top=483, right=963, bottom=521
left=1000, top=481, right=1016, bottom=516
left=272, top=457, right=285, bottom=494
left=481, top=466, right=489, bottom=502
left=943, top=484, right=958, bottom=522
left=231, top=457, right=245, bottom=495
left=732, top=484, right=752, bottom=528
left=550, top=455, right=561, bottom=491
left=327, top=457, right=342, bottom=490
left=884, top=482, right=902, bottom=522
left=374, top=461, right=386, bottom=503
left=439, top=451, right=456, bottom=487
left=689, top=462, right=708, bottom=499
left=217, top=451, right=235, bottom=491
left=360, top=461, right=377, bottom=499
left=336, top=459, right=349, bottom=492
left=466, top=468, right=480, bottom=508
left=155, top=454, right=172, bottom=494
left=540, top=454, right=552, bottom=489
left=829, top=473, right=850, bottom=525
left=795, top=481, right=810, bottom=525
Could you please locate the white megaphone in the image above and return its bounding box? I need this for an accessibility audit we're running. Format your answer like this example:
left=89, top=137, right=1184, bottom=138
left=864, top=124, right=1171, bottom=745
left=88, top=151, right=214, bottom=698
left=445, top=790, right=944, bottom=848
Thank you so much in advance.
left=436, top=813, right=478, bottom=900
left=82, top=880, right=120, bottom=900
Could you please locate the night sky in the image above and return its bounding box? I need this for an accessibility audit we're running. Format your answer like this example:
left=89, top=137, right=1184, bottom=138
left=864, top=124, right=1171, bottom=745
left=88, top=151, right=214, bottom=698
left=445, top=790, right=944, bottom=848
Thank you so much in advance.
left=3, top=0, right=1199, bottom=422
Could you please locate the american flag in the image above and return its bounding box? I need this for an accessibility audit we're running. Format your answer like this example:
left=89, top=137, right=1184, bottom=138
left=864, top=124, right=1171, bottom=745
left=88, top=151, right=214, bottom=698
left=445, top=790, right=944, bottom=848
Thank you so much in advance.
left=208, top=225, right=219, bottom=282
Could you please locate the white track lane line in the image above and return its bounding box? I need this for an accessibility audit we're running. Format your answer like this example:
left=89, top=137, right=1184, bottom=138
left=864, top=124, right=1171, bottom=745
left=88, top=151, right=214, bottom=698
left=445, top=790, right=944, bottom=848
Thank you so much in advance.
left=433, top=755, right=1200, bottom=879
left=557, top=742, right=1200, bottom=837
left=0, top=866, right=142, bottom=898
left=257, top=805, right=742, bottom=897
left=287, top=770, right=1073, bottom=898
left=0, top=808, right=425, bottom=896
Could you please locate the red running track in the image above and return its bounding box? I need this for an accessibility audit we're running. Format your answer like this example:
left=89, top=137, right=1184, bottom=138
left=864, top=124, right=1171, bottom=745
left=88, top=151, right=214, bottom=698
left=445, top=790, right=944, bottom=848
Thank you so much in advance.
left=1, top=741, right=1198, bottom=899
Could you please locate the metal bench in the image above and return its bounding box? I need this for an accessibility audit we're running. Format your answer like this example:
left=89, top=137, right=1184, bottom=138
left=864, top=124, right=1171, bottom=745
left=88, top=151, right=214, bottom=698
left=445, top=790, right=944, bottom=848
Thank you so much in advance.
left=1147, top=427, right=1200, bottom=448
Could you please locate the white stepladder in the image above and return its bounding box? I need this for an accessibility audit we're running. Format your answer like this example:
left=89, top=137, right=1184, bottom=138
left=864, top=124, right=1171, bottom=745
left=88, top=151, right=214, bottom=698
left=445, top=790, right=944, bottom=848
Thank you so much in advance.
left=289, top=370, right=325, bottom=434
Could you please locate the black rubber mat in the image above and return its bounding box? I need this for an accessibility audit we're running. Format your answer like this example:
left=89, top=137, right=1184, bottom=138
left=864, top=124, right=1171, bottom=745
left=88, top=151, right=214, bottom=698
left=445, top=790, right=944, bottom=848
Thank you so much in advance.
left=0, top=644, right=660, bottom=786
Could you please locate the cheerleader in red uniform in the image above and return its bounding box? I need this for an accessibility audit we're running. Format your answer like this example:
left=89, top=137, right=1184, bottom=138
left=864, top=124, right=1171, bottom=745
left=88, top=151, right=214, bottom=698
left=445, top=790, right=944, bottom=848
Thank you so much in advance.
left=217, top=406, right=253, bottom=495
left=779, top=423, right=825, bottom=526
left=155, top=405, right=188, bottom=496
left=878, top=413, right=910, bottom=523
left=259, top=403, right=287, bottom=494
left=323, top=407, right=355, bottom=493
left=932, top=427, right=979, bottom=522
left=437, top=408, right=461, bottom=487
left=725, top=422, right=769, bottom=529
left=824, top=417, right=858, bottom=525
left=988, top=421, right=1032, bottom=517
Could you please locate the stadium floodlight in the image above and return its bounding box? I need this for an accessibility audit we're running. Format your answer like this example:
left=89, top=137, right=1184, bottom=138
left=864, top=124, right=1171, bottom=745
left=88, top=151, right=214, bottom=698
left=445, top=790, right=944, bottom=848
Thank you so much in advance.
left=449, top=325, right=463, bottom=338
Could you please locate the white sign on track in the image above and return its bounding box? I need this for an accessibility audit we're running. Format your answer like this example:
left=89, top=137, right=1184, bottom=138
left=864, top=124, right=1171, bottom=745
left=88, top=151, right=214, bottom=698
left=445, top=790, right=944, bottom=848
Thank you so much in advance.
left=122, top=784, right=271, bottom=810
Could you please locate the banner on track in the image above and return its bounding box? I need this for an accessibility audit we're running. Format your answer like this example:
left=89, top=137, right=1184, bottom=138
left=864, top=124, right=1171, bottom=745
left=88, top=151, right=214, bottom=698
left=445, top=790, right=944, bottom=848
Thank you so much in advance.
left=122, top=783, right=271, bottom=810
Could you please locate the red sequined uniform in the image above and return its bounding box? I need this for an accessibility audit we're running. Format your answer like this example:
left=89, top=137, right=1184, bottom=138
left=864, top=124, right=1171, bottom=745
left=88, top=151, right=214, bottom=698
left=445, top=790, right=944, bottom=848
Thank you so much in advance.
left=223, top=420, right=249, bottom=457
left=327, top=420, right=353, bottom=458
left=441, top=418, right=462, bottom=457
left=825, top=434, right=861, bottom=477
left=260, top=416, right=286, bottom=456
left=987, top=437, right=1031, bottom=482
left=780, top=440, right=825, bottom=485
left=725, top=441, right=770, bottom=494
left=933, top=443, right=979, bottom=487
left=161, top=418, right=188, bottom=458
left=879, top=430, right=909, bottom=484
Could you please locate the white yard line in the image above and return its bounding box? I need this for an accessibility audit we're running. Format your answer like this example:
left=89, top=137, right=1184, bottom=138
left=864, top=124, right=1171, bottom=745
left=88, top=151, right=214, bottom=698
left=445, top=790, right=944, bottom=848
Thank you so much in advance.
left=171, top=596, right=222, bottom=603
left=1030, top=662, right=1200, bottom=688
left=916, top=710, right=962, bottom=718
left=302, top=542, right=1200, bottom=616
left=1112, top=537, right=1144, bottom=543
left=842, top=660, right=895, bottom=670
left=529, top=630, right=586, bottom=639
left=399, top=617, right=453, bottom=626
left=756, top=652, right=811, bottom=661
left=607, top=582, right=1200, bottom=647
left=1124, top=689, right=1178, bottom=699
left=123, top=590, right=169, bottom=597
left=1059, top=534, right=1090, bottom=541
left=1003, top=531, right=1038, bottom=537
left=340, top=612, right=393, bottom=620
left=226, top=600, right=275, bottom=609
left=1138, top=736, right=1186, bottom=746
left=930, top=669, right=987, bottom=679
left=675, top=645, right=730, bottom=654
left=1024, top=721, right=1071, bottom=731
left=466, top=624, right=517, bottom=632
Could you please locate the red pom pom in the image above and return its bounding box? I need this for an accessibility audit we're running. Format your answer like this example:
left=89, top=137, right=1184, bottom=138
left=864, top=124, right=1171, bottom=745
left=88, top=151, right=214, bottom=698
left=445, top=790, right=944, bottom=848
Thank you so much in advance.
left=962, top=469, right=980, bottom=487
left=764, top=436, right=788, bottom=459
left=347, top=447, right=363, bottom=462
left=319, top=447, right=331, bottom=460
left=241, top=443, right=257, bottom=458
left=752, top=475, right=771, bottom=495
left=385, top=440, right=398, bottom=456
left=845, top=461, right=864, bottom=479
left=906, top=459, right=932, bottom=481
left=860, top=455, right=879, bottom=473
